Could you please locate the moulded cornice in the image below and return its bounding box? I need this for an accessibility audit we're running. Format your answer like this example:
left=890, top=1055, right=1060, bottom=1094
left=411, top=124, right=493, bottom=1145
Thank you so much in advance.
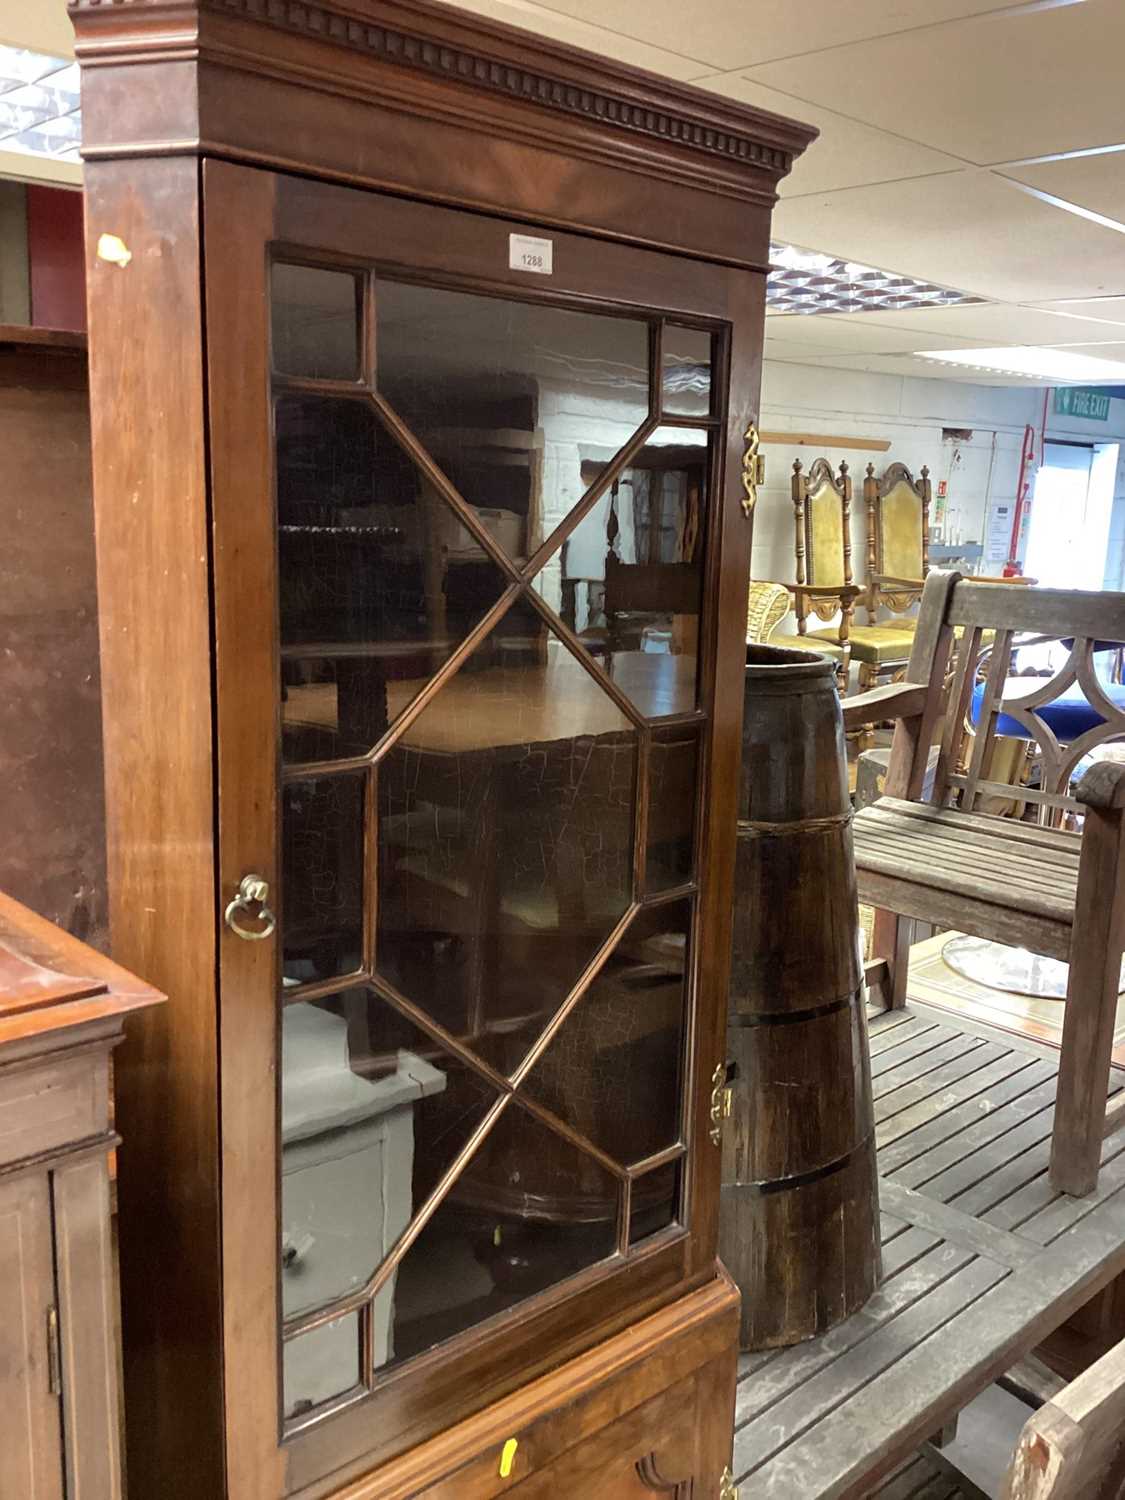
left=69, top=0, right=816, bottom=182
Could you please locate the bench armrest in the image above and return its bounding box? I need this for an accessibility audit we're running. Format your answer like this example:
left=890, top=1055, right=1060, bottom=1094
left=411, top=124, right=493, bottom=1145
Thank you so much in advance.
left=841, top=682, right=928, bottom=732
left=1076, top=760, right=1125, bottom=812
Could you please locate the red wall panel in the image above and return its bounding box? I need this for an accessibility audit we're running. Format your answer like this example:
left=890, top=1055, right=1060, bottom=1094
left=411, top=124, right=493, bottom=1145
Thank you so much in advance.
left=26, top=184, right=86, bottom=332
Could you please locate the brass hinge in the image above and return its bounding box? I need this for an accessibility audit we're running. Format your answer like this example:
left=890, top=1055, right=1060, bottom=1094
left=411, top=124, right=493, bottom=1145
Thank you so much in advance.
left=719, top=1466, right=739, bottom=1500
left=741, top=423, right=765, bottom=518
left=709, top=1061, right=733, bottom=1146
left=46, top=1306, right=62, bottom=1396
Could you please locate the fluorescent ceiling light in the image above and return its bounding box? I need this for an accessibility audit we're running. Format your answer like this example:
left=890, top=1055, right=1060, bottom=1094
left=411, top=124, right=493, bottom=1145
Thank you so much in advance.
left=767, top=242, right=981, bottom=317
left=915, top=346, right=1125, bottom=381
left=0, top=47, right=80, bottom=163
left=770, top=245, right=836, bottom=273
left=996, top=0, right=1089, bottom=13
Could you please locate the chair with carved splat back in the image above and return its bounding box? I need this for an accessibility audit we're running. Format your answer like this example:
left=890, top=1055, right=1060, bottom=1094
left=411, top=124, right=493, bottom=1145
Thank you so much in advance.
left=846, top=574, right=1125, bottom=1197
left=782, top=457, right=862, bottom=686
left=858, top=460, right=932, bottom=690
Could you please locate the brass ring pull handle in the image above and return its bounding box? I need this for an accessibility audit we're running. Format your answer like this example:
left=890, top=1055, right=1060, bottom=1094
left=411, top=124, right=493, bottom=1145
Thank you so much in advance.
left=224, top=874, right=277, bottom=942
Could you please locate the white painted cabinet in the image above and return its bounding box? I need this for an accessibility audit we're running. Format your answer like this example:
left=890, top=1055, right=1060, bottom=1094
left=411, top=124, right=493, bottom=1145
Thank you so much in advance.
left=281, top=1004, right=445, bottom=1418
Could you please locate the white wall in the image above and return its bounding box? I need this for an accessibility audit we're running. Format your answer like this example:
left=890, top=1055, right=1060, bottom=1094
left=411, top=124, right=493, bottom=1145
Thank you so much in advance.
left=519, top=356, right=1125, bottom=625
left=752, top=359, right=1125, bottom=627
left=1103, top=446, right=1125, bottom=591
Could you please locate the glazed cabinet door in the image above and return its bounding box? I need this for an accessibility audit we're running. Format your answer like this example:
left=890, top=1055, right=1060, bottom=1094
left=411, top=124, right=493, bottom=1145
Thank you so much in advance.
left=205, top=160, right=758, bottom=1497
left=0, top=1171, right=66, bottom=1500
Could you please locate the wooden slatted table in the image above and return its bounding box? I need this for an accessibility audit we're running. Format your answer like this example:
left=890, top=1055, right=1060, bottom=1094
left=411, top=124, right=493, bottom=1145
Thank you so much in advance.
left=732, top=1001, right=1125, bottom=1499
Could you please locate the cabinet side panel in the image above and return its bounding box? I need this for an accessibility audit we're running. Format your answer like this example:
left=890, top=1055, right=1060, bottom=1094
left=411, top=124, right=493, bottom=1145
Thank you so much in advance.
left=83, top=157, right=226, bottom=1497
left=52, top=1152, right=121, bottom=1500
left=691, top=1309, right=739, bottom=1491
left=0, top=1171, right=66, bottom=1500
left=688, top=271, right=765, bottom=1276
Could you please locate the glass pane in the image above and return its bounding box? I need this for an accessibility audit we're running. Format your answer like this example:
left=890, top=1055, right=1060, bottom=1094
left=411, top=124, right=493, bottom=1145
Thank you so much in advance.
left=646, top=726, right=700, bottom=892
left=283, top=1314, right=360, bottom=1422
left=374, top=280, right=651, bottom=566
left=281, top=994, right=500, bottom=1384
left=377, top=625, right=636, bottom=1050
left=629, top=1160, right=682, bottom=1246
left=282, top=775, right=365, bottom=984
left=387, top=1102, right=619, bottom=1368
left=272, top=263, right=360, bottom=381
left=533, top=427, right=708, bottom=717
left=276, top=395, right=511, bottom=762
left=515, top=900, right=689, bottom=1166
left=661, top=326, right=712, bottom=417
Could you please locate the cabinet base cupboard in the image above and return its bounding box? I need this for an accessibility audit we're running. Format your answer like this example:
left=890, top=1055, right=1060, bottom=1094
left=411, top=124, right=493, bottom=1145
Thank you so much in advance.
left=0, top=892, right=162, bottom=1500
left=69, top=3, right=815, bottom=1496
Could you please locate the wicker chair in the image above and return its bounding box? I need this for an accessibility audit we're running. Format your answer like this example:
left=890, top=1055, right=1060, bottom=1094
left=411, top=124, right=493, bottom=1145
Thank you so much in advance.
left=746, top=580, right=790, bottom=644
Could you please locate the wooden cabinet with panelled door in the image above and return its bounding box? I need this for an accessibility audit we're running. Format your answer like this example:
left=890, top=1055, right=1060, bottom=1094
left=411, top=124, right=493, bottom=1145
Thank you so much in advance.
left=0, top=892, right=162, bottom=1500
left=70, top=3, right=814, bottom=1496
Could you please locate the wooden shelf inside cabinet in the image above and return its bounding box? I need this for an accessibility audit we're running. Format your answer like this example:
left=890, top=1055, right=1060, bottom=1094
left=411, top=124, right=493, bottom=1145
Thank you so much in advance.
left=71, top=0, right=816, bottom=1496
left=0, top=890, right=163, bottom=1500
left=0, top=324, right=87, bottom=355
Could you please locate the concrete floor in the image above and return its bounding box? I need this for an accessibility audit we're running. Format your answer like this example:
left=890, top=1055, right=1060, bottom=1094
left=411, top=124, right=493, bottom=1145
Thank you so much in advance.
left=940, top=1383, right=1032, bottom=1497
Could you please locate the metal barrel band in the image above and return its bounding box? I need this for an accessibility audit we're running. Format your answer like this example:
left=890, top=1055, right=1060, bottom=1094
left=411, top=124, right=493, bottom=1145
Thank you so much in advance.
left=726, top=993, right=855, bottom=1028
left=724, top=1131, right=875, bottom=1198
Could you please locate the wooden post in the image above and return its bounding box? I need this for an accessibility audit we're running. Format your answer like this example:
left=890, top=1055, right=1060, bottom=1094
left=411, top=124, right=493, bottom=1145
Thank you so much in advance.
left=1051, top=764, right=1125, bottom=1196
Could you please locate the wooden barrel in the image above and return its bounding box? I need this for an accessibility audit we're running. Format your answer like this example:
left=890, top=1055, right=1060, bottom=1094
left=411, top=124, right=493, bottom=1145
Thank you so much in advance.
left=719, top=644, right=880, bottom=1349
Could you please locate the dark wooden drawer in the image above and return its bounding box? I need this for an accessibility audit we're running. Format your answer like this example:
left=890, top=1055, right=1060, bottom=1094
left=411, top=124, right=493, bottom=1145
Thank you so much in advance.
left=330, top=1273, right=739, bottom=1500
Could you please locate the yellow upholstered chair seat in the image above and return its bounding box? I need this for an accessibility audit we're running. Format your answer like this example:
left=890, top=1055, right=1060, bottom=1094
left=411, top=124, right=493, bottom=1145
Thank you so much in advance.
left=811, top=624, right=914, bottom=664
left=783, top=634, right=847, bottom=662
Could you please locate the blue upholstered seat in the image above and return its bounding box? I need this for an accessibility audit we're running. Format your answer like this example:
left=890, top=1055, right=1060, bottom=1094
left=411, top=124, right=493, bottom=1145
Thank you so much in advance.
left=971, top=676, right=1125, bottom=741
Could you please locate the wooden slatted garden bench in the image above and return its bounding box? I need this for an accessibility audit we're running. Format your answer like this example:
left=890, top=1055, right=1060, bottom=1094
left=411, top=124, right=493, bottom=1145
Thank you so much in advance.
left=841, top=574, right=1125, bottom=1197
left=731, top=1002, right=1125, bottom=1499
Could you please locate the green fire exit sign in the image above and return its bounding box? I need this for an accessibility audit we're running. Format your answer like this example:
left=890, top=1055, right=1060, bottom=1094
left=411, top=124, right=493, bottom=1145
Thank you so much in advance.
left=1054, top=386, right=1111, bottom=421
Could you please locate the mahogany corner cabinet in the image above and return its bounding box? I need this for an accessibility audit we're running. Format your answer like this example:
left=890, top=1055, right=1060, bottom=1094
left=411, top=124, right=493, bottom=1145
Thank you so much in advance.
left=70, top=3, right=814, bottom=1495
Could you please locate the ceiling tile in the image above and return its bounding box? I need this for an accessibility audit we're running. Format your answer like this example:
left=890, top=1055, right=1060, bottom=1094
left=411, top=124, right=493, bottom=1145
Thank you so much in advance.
left=765, top=314, right=977, bottom=355
left=0, top=142, right=80, bottom=184
left=0, top=0, right=73, bottom=58
left=1003, top=152, right=1125, bottom=226
left=1025, top=340, right=1125, bottom=359
left=696, top=73, right=961, bottom=196
left=817, top=302, right=1125, bottom=345
left=772, top=171, right=1125, bottom=303
left=424, top=0, right=703, bottom=77
left=1030, top=296, right=1125, bottom=323
left=763, top=340, right=853, bottom=363
left=745, top=0, right=1125, bottom=165
left=765, top=349, right=913, bottom=373
left=766, top=349, right=1048, bottom=385
left=499, top=0, right=1038, bottom=71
